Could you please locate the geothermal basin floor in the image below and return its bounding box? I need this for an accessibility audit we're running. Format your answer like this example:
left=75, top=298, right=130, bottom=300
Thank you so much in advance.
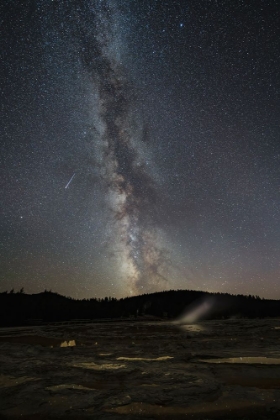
left=0, top=319, right=280, bottom=419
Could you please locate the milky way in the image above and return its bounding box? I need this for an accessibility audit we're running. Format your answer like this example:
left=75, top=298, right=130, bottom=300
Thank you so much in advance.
left=51, top=0, right=171, bottom=294
left=79, top=1, right=170, bottom=293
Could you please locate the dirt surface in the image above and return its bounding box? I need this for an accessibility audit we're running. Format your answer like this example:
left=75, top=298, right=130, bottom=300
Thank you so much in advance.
left=0, top=318, right=280, bottom=419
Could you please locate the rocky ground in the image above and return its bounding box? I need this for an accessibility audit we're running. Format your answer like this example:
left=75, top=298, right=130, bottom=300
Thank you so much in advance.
left=0, top=318, right=280, bottom=419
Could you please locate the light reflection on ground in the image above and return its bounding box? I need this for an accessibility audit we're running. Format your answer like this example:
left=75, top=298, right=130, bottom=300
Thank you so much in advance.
left=0, top=335, right=76, bottom=347
left=71, top=362, right=126, bottom=370
left=109, top=399, right=268, bottom=417
left=200, top=357, right=280, bottom=364
left=116, top=356, right=173, bottom=361
left=178, top=323, right=206, bottom=332
left=0, top=374, right=37, bottom=389
left=59, top=340, right=76, bottom=347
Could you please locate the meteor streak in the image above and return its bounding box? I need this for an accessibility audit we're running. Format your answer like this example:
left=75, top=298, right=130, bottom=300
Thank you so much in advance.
left=65, top=173, right=75, bottom=189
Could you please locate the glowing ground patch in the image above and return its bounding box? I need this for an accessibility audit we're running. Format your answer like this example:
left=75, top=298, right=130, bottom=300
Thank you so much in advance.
left=200, top=357, right=280, bottom=364
left=116, top=356, right=173, bottom=361
left=71, top=362, right=126, bottom=370
left=0, top=374, right=37, bottom=388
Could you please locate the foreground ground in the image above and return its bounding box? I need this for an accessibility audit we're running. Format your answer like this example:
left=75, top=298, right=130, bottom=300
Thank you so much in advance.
left=0, top=318, right=280, bottom=419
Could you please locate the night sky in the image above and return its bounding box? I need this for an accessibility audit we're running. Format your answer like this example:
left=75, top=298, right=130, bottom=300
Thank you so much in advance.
left=1, top=0, right=280, bottom=299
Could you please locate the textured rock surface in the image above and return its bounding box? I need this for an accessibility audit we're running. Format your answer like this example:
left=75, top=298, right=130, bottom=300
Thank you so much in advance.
left=0, top=319, right=280, bottom=419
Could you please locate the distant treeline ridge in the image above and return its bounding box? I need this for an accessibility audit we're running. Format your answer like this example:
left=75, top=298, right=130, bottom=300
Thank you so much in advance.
left=0, top=289, right=279, bottom=327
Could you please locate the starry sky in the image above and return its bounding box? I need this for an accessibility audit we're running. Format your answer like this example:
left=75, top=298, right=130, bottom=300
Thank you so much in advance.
left=1, top=0, right=280, bottom=299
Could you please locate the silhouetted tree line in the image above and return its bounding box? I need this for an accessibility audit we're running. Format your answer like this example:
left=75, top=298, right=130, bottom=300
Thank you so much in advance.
left=0, top=289, right=279, bottom=327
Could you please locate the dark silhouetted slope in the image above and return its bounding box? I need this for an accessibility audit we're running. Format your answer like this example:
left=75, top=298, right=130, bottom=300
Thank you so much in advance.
left=0, top=289, right=280, bottom=327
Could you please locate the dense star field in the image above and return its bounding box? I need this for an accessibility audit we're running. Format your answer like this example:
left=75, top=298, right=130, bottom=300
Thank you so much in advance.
left=1, top=0, right=280, bottom=299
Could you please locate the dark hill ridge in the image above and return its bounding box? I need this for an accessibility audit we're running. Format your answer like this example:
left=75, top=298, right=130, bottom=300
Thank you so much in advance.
left=0, top=289, right=279, bottom=327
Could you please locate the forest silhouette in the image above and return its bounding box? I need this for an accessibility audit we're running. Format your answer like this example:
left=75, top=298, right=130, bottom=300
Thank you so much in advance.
left=1, top=289, right=280, bottom=327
